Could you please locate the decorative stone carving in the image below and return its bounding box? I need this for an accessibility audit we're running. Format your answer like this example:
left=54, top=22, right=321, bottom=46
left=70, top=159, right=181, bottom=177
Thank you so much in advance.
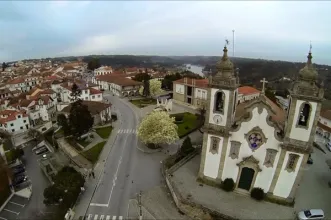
left=264, top=149, right=278, bottom=168
left=229, top=141, right=241, bottom=159
left=285, top=153, right=300, bottom=172
left=244, top=126, right=267, bottom=151
left=236, top=155, right=262, bottom=172
left=210, top=136, right=221, bottom=154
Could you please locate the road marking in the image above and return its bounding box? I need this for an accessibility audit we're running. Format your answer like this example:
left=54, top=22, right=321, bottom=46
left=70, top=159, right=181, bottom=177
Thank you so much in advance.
left=87, top=214, right=92, bottom=220
left=0, top=216, right=8, bottom=220
left=3, top=209, right=19, bottom=215
left=93, top=214, right=98, bottom=220
left=9, top=201, right=25, bottom=207
left=105, top=216, right=111, bottom=220
left=90, top=203, right=108, bottom=207
left=112, top=216, right=116, bottom=220
left=119, top=216, right=123, bottom=220
left=100, top=215, right=105, bottom=220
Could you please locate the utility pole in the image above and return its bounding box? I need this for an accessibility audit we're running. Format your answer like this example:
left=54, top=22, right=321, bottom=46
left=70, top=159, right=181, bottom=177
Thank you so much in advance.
left=138, top=191, right=143, bottom=220
left=232, top=29, right=235, bottom=57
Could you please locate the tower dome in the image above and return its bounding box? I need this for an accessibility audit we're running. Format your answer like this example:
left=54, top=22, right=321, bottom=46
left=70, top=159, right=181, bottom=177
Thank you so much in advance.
left=299, top=51, right=318, bottom=82
left=216, top=46, right=234, bottom=72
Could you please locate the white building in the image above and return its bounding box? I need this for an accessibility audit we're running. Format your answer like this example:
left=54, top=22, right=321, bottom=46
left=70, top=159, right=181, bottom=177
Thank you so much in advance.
left=94, top=66, right=113, bottom=76
left=58, top=82, right=103, bottom=103
left=199, top=47, right=323, bottom=204
left=316, top=110, right=331, bottom=141
left=0, top=110, right=30, bottom=134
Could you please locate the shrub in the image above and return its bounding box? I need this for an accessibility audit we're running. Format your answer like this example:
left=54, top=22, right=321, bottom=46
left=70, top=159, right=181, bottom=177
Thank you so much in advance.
left=221, top=178, right=235, bottom=192
left=185, top=126, right=189, bottom=130
left=111, top=114, right=117, bottom=121
left=175, top=114, right=184, bottom=122
left=250, top=187, right=265, bottom=201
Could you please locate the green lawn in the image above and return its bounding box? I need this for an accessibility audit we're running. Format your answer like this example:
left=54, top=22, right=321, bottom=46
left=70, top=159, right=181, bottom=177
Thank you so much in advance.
left=170, top=112, right=201, bottom=137
left=5, top=150, right=14, bottom=162
left=130, top=98, right=157, bottom=108
left=77, top=138, right=90, bottom=147
left=96, top=126, right=113, bottom=139
left=81, top=141, right=106, bottom=164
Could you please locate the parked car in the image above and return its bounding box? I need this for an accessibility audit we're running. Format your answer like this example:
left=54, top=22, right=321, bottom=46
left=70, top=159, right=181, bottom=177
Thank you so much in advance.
left=32, top=144, right=46, bottom=152
left=11, top=164, right=25, bottom=170
left=35, top=147, right=49, bottom=155
left=326, top=142, right=331, bottom=152
left=12, top=167, right=25, bottom=175
left=297, top=209, right=324, bottom=220
left=12, top=175, right=28, bottom=186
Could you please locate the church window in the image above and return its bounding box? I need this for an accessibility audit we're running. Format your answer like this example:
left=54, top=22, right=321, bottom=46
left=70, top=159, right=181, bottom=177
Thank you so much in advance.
left=229, top=141, right=241, bottom=159
left=264, top=149, right=278, bottom=168
left=245, top=127, right=267, bottom=151
left=214, top=91, right=225, bottom=113
left=286, top=153, right=299, bottom=172
left=210, top=137, right=220, bottom=154
left=297, top=102, right=311, bottom=128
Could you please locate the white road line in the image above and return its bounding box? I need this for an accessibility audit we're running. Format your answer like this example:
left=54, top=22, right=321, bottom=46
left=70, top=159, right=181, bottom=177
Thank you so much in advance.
left=87, top=214, right=92, bottom=220
left=119, top=216, right=123, bottom=220
left=100, top=215, right=105, bottom=220
left=112, top=216, right=116, bottom=220
left=90, top=203, right=108, bottom=207
left=93, top=214, right=99, bottom=220
left=3, top=209, right=19, bottom=215
left=9, top=201, right=25, bottom=207
left=0, top=216, right=8, bottom=220
left=106, top=216, right=111, bottom=220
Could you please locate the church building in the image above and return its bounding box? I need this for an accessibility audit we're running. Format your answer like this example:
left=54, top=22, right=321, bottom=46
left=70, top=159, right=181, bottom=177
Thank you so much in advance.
left=198, top=45, right=324, bottom=203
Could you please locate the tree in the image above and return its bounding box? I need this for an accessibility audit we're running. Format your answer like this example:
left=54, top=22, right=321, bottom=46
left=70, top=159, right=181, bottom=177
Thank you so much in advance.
left=2, top=62, right=7, bottom=71
left=68, top=100, right=94, bottom=138
left=132, top=72, right=151, bottom=82
left=139, top=79, right=163, bottom=97
left=87, top=58, right=101, bottom=71
left=70, top=83, right=81, bottom=102
left=28, top=129, right=44, bottom=143
left=137, top=111, right=179, bottom=147
left=43, top=166, right=85, bottom=208
left=57, top=114, right=71, bottom=135
left=177, top=136, right=194, bottom=157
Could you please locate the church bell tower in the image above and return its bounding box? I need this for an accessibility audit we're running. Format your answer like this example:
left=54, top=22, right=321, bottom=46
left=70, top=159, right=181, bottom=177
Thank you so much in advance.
left=284, top=48, right=324, bottom=150
left=205, top=44, right=239, bottom=131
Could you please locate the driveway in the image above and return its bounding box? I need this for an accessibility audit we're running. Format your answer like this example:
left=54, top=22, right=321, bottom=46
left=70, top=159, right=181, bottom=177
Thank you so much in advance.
left=295, top=138, right=331, bottom=218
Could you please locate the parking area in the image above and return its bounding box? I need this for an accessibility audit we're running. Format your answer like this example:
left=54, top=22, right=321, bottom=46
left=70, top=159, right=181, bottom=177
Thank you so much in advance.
left=0, top=195, right=29, bottom=220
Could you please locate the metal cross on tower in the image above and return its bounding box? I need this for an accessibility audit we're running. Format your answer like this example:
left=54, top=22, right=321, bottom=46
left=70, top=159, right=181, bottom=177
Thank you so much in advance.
left=260, top=78, right=268, bottom=94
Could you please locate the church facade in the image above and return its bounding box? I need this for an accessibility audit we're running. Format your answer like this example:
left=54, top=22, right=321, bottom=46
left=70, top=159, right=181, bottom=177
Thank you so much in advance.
left=198, top=46, right=324, bottom=203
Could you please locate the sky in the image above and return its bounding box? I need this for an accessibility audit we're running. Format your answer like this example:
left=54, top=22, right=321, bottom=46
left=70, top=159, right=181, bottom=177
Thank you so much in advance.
left=1, top=1, right=331, bottom=65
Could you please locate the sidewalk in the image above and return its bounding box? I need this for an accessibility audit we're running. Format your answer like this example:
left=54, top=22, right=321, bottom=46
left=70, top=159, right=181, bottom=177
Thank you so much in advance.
left=73, top=121, right=120, bottom=218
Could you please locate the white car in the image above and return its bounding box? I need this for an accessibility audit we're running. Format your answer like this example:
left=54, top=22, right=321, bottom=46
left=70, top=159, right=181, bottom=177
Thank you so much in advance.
left=297, top=209, right=324, bottom=220
left=326, top=142, right=331, bottom=152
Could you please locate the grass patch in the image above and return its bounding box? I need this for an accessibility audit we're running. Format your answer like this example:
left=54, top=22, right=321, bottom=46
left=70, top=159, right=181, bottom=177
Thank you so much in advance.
left=130, top=98, right=157, bottom=108
left=96, top=126, right=113, bottom=139
left=5, top=150, right=14, bottom=163
left=55, top=128, right=64, bottom=135
left=2, top=139, right=12, bottom=151
left=170, top=112, right=201, bottom=137
left=81, top=141, right=106, bottom=164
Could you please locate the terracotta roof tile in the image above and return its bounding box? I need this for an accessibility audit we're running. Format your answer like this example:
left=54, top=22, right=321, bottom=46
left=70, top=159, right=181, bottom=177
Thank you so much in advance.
left=96, top=75, right=142, bottom=87
left=238, top=86, right=260, bottom=95
left=90, top=88, right=102, bottom=95
left=320, top=110, right=331, bottom=121
left=317, top=121, right=331, bottom=133
left=61, top=101, right=111, bottom=116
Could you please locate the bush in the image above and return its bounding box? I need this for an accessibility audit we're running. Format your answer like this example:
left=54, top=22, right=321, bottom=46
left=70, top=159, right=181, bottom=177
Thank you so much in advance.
left=250, top=187, right=265, bottom=201
left=175, top=114, right=184, bottom=122
left=221, top=178, right=235, bottom=192
left=111, top=114, right=117, bottom=121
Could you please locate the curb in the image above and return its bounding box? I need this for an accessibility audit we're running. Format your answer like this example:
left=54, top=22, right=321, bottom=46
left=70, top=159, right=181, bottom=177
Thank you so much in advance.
left=0, top=193, right=14, bottom=212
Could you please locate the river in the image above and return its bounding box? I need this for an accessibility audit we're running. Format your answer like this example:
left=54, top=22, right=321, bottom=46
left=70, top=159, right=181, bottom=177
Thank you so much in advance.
left=184, top=64, right=205, bottom=77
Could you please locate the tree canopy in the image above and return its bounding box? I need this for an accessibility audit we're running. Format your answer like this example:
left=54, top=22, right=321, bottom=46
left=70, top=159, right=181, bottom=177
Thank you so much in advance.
left=139, top=79, right=163, bottom=97
left=70, top=83, right=81, bottom=102
left=132, top=72, right=151, bottom=82
left=57, top=114, right=71, bottom=136
left=68, top=100, right=94, bottom=138
left=87, top=58, right=101, bottom=71
left=137, top=111, right=179, bottom=146
left=2, top=62, right=7, bottom=71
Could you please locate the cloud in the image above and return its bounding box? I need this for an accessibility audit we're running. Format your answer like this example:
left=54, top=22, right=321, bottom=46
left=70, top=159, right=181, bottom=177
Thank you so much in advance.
left=0, top=1, right=330, bottom=64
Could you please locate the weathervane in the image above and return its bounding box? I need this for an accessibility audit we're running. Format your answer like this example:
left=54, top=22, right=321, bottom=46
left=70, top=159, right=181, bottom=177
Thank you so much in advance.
left=309, top=41, right=312, bottom=53
left=225, top=39, right=229, bottom=47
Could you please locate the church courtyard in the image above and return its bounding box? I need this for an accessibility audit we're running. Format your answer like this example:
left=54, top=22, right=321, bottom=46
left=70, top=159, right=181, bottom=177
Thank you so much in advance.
left=168, top=149, right=331, bottom=220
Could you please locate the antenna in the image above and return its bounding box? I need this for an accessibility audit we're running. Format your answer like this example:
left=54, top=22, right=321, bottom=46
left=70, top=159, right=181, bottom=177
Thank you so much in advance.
left=232, top=30, right=235, bottom=57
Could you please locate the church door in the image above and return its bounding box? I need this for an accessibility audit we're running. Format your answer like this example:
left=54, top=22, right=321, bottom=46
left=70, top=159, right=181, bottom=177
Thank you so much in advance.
left=238, top=167, right=255, bottom=191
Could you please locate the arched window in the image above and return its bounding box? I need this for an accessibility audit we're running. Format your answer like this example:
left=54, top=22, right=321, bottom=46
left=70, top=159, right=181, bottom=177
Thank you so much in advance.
left=297, top=102, right=311, bottom=127
left=214, top=91, right=225, bottom=113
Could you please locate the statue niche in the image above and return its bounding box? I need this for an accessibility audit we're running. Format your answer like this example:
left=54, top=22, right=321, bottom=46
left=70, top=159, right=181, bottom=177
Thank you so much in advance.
left=214, top=91, right=225, bottom=113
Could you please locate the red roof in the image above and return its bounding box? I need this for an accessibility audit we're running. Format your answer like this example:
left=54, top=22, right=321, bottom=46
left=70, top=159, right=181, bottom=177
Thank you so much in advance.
left=238, top=86, right=260, bottom=95
left=90, top=88, right=102, bottom=95
left=8, top=78, right=25, bottom=84
left=0, top=110, right=28, bottom=124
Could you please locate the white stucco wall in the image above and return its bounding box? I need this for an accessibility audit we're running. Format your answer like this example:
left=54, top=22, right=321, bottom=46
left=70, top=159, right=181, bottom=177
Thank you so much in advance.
left=208, top=89, right=230, bottom=127
left=221, top=107, right=281, bottom=193
left=273, top=151, right=303, bottom=198
left=289, top=100, right=317, bottom=142
left=175, top=84, right=184, bottom=94
left=195, top=88, right=207, bottom=99
left=203, top=134, right=223, bottom=179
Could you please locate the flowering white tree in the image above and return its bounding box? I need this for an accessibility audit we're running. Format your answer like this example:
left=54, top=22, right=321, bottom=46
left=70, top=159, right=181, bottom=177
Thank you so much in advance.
left=137, top=111, right=179, bottom=147
left=139, top=79, right=163, bottom=97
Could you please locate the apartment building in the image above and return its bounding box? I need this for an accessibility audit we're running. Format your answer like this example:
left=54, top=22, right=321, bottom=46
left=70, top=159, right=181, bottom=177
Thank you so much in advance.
left=0, top=110, right=30, bottom=134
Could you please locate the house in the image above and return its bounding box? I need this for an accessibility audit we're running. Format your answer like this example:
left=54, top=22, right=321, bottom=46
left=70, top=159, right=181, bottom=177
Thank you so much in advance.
left=92, top=75, right=142, bottom=97
left=316, top=109, right=331, bottom=141
left=198, top=46, right=322, bottom=203
left=0, top=109, right=30, bottom=134
left=61, top=101, right=112, bottom=126
left=58, top=81, right=103, bottom=103
left=94, top=66, right=113, bottom=76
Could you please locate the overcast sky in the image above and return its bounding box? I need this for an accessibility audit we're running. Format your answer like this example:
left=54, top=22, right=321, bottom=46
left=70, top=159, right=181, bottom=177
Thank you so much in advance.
left=1, top=1, right=330, bottom=64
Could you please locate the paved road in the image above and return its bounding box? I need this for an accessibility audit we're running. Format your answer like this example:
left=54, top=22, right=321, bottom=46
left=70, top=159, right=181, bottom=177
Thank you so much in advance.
left=85, top=93, right=164, bottom=218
